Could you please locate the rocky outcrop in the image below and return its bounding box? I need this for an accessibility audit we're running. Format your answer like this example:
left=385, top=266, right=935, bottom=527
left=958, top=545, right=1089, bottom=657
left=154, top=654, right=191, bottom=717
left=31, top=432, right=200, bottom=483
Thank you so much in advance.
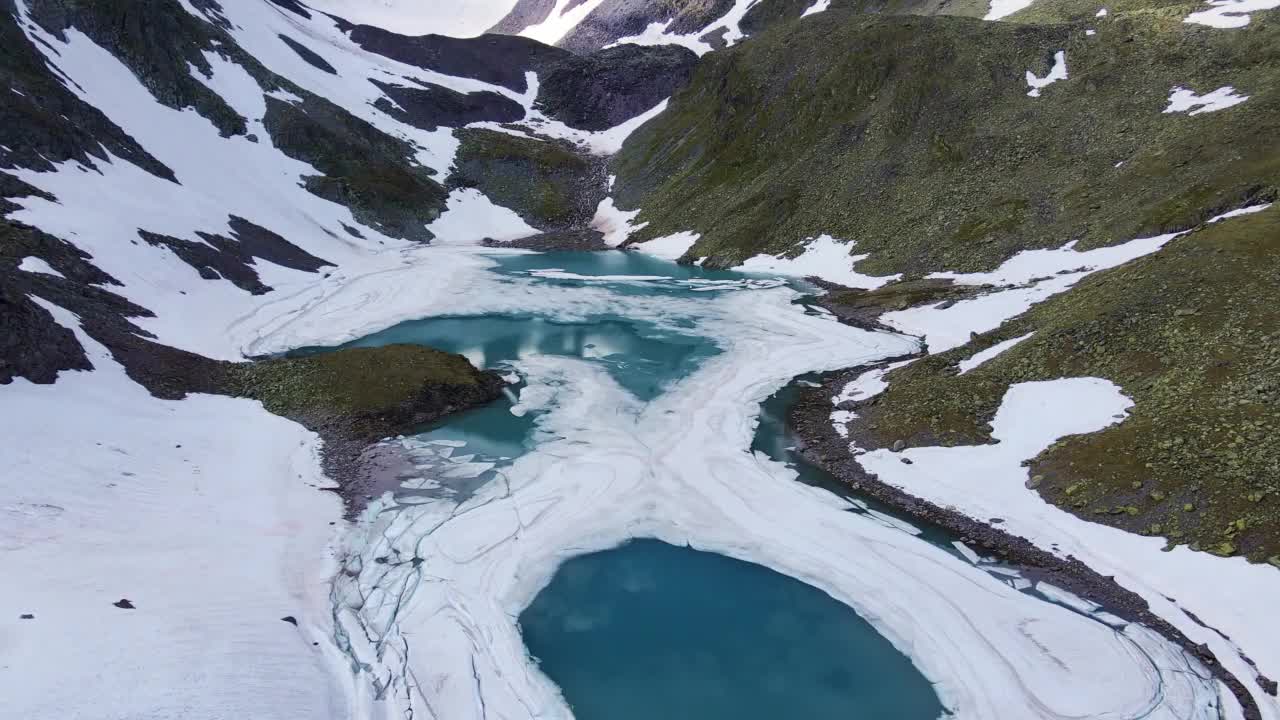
left=342, top=24, right=570, bottom=92
left=263, top=95, right=448, bottom=242
left=536, top=44, right=698, bottom=130
left=448, top=128, right=607, bottom=231
left=554, top=0, right=736, bottom=53
left=371, top=79, right=525, bottom=131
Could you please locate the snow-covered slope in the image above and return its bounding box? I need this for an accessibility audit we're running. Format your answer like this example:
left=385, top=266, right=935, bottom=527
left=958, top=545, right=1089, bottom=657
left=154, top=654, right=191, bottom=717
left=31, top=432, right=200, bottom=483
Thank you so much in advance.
left=4, top=1, right=1279, bottom=719
left=0, top=1, right=681, bottom=717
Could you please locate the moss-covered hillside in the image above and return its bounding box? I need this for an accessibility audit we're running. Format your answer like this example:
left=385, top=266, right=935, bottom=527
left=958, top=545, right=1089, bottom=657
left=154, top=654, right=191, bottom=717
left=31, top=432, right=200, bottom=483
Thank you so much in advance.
left=449, top=128, right=606, bottom=230
left=612, top=9, right=1280, bottom=274
left=835, top=207, right=1280, bottom=563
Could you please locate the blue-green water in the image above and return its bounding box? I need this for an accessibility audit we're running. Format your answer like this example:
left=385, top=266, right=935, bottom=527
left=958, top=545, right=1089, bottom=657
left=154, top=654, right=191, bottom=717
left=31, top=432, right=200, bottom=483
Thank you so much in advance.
left=302, top=314, right=715, bottom=402
left=521, top=539, right=945, bottom=720
left=320, top=251, right=947, bottom=718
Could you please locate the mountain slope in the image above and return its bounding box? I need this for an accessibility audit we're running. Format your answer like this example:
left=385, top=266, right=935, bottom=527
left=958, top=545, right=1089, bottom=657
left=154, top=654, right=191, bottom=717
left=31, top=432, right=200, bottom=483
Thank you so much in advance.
left=611, top=9, right=1280, bottom=274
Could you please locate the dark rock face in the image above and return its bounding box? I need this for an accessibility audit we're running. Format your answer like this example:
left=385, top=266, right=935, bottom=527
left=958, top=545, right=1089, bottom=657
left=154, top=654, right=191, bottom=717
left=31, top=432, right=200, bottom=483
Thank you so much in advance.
left=263, top=95, right=448, bottom=242
left=0, top=1, right=174, bottom=181
left=485, top=228, right=609, bottom=251
left=536, top=44, right=698, bottom=130
left=557, top=0, right=671, bottom=54
left=266, top=0, right=311, bottom=18
left=0, top=281, right=92, bottom=385
left=345, top=26, right=570, bottom=93
left=371, top=79, right=525, bottom=132
left=278, top=33, right=337, bottom=75
left=448, top=128, right=606, bottom=231
left=26, top=0, right=249, bottom=137
left=488, top=0, right=558, bottom=34
left=555, top=0, right=735, bottom=53
left=138, top=216, right=331, bottom=296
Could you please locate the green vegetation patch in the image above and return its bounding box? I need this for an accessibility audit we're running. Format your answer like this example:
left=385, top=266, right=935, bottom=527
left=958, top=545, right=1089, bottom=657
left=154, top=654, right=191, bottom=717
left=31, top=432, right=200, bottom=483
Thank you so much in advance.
left=845, top=208, right=1280, bottom=563
left=449, top=128, right=604, bottom=230
left=229, top=344, right=486, bottom=422
left=611, top=11, right=1280, bottom=274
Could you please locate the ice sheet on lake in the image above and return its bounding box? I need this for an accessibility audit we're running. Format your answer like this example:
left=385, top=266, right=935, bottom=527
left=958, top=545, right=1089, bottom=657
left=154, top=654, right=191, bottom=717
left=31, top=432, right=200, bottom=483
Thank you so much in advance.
left=276, top=250, right=1228, bottom=720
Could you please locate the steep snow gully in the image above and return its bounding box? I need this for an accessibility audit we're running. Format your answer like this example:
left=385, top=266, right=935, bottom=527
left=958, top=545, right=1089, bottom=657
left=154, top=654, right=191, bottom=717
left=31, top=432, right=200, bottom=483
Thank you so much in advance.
left=3, top=1, right=1279, bottom=720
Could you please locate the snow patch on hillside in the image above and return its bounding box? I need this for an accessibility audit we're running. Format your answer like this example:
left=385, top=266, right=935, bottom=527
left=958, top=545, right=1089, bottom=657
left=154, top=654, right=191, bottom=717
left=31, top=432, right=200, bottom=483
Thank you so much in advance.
left=520, top=0, right=609, bottom=44
left=468, top=73, right=668, bottom=155
left=734, top=235, right=901, bottom=289
left=1164, top=86, right=1250, bottom=115
left=1184, top=0, right=1280, bottom=27
left=1026, top=51, right=1068, bottom=97
left=985, top=0, right=1036, bottom=20
left=610, top=0, right=764, bottom=56
left=632, top=231, right=700, bottom=260
left=858, top=378, right=1280, bottom=718
left=592, top=197, right=648, bottom=246
left=882, top=231, right=1180, bottom=352
left=427, top=188, right=539, bottom=245
left=17, top=256, right=63, bottom=278
left=958, top=332, right=1035, bottom=374
left=0, top=299, right=346, bottom=720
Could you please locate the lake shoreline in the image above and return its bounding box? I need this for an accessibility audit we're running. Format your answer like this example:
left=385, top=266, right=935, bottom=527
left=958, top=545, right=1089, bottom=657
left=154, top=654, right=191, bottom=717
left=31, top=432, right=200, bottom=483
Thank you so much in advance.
left=786, top=365, right=1267, bottom=717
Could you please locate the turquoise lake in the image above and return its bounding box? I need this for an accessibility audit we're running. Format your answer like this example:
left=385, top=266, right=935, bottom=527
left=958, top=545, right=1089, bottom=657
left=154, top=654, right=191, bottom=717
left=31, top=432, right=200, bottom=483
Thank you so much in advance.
left=313, top=250, right=946, bottom=719
left=520, top=538, right=944, bottom=720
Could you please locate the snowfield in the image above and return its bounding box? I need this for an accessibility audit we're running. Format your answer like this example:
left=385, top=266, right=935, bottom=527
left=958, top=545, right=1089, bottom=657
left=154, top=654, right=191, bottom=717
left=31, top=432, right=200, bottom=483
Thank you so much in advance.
left=3, top=1, right=1280, bottom=720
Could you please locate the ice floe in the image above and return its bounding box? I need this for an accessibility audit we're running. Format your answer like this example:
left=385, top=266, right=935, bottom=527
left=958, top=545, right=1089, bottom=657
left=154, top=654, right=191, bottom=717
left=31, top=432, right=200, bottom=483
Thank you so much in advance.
left=1164, top=85, right=1250, bottom=115
left=802, top=0, right=833, bottom=16
left=881, top=231, right=1181, bottom=352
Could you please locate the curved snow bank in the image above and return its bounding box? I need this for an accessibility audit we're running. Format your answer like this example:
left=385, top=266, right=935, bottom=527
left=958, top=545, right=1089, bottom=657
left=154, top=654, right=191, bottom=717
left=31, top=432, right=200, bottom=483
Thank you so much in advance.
left=883, top=231, right=1181, bottom=352
left=259, top=253, right=1229, bottom=720
left=858, top=378, right=1280, bottom=719
left=0, top=300, right=347, bottom=720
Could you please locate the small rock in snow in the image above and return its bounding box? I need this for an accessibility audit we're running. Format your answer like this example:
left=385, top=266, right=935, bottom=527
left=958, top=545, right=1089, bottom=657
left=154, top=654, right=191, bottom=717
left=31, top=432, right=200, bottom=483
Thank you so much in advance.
left=113, top=598, right=135, bottom=609
left=892, top=439, right=907, bottom=452
left=20, top=613, right=35, bottom=619
left=281, top=615, right=298, bottom=626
